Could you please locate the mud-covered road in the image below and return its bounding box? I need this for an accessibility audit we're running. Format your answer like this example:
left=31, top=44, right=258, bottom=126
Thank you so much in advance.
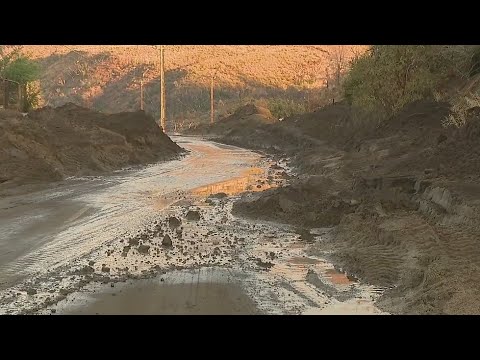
left=0, top=137, right=386, bottom=315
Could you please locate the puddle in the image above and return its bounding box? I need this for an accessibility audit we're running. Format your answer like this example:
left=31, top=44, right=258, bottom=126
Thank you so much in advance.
left=289, top=256, right=322, bottom=265
left=192, top=167, right=278, bottom=197
left=324, top=269, right=354, bottom=285
left=54, top=268, right=258, bottom=315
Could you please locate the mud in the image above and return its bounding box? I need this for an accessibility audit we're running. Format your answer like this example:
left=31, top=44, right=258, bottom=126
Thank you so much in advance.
left=56, top=269, right=259, bottom=315
left=0, top=137, right=384, bottom=315
left=215, top=100, right=480, bottom=314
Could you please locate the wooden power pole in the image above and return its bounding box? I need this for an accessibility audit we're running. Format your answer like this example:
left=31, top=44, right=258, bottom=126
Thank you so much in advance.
left=210, top=76, right=214, bottom=124
left=140, top=78, right=144, bottom=111
left=159, top=45, right=166, bottom=132
left=210, top=69, right=218, bottom=124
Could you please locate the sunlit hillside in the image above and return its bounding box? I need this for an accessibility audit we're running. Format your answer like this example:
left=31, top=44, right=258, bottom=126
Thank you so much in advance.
left=23, top=45, right=368, bottom=129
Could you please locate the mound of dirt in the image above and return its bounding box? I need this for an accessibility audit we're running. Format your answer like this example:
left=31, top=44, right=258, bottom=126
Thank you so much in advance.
left=233, top=175, right=356, bottom=227
left=229, top=98, right=480, bottom=314
left=224, top=103, right=275, bottom=122
left=0, top=103, right=184, bottom=185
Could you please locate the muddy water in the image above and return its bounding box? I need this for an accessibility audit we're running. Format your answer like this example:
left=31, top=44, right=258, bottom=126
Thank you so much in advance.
left=0, top=137, right=259, bottom=290
left=0, top=137, right=386, bottom=315
left=56, top=268, right=258, bottom=315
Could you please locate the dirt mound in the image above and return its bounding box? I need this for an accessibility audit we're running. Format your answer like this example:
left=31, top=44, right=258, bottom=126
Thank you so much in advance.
left=229, top=98, right=480, bottom=314
left=223, top=104, right=275, bottom=123
left=0, top=104, right=183, bottom=185
left=377, top=100, right=450, bottom=136
left=285, top=102, right=353, bottom=142
left=217, top=104, right=276, bottom=129
left=233, top=175, right=356, bottom=227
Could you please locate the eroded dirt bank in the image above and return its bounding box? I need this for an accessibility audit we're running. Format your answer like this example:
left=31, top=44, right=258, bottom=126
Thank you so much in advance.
left=0, top=103, right=184, bottom=191
left=200, top=102, right=480, bottom=314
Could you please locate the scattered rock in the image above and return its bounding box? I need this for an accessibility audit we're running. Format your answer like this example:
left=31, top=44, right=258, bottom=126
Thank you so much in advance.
left=128, top=238, right=139, bottom=246
left=186, top=210, right=201, bottom=221
left=162, top=234, right=173, bottom=247
left=77, top=265, right=95, bottom=275
left=26, top=288, right=37, bottom=296
left=122, top=245, right=131, bottom=257
left=137, top=244, right=150, bottom=254
left=168, top=217, right=182, bottom=229
left=256, top=258, right=274, bottom=270
left=297, top=228, right=315, bottom=242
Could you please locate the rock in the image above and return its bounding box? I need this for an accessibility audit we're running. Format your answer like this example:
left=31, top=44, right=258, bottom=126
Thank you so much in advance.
left=122, top=246, right=131, bottom=257
left=162, top=234, right=173, bottom=247
left=101, top=265, right=110, bottom=273
left=168, top=217, right=181, bottom=229
left=256, top=259, right=274, bottom=269
left=77, top=265, right=95, bottom=275
left=111, top=283, right=115, bottom=288
left=88, top=260, right=95, bottom=266
left=51, top=309, right=56, bottom=314
left=213, top=247, right=221, bottom=256
left=128, top=238, right=139, bottom=246
left=59, top=288, right=70, bottom=296
left=208, top=192, right=227, bottom=199
left=26, top=288, right=37, bottom=296
left=297, top=228, right=315, bottom=242
left=186, top=210, right=201, bottom=221
left=137, top=244, right=150, bottom=254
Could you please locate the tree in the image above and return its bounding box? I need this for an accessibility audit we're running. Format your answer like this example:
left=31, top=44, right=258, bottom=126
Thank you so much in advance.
left=3, top=57, right=39, bottom=84
left=0, top=46, right=40, bottom=111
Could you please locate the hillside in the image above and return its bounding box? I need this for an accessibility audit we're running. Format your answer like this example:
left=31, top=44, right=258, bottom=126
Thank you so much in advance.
left=22, top=45, right=367, bottom=130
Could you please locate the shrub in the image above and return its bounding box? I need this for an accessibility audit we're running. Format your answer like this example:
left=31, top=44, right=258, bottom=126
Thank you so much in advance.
left=343, top=45, right=474, bottom=119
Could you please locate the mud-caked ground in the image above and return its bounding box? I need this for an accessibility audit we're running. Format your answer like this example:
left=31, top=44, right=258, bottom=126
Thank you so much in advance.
left=211, top=101, right=480, bottom=315
left=0, top=146, right=384, bottom=315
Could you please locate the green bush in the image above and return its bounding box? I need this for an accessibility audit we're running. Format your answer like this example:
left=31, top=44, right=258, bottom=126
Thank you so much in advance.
left=343, top=45, right=473, bottom=118
left=266, top=98, right=306, bottom=119
left=1, top=46, right=40, bottom=111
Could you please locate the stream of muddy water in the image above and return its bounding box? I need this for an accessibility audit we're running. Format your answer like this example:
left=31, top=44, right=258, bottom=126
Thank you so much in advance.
left=0, top=137, right=386, bottom=315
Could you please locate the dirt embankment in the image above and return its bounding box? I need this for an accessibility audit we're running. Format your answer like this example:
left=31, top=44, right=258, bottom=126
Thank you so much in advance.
left=226, top=100, right=480, bottom=314
left=0, top=103, right=184, bottom=186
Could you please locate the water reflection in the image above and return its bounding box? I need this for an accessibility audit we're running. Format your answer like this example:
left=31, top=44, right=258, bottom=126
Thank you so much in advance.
left=192, top=167, right=277, bottom=197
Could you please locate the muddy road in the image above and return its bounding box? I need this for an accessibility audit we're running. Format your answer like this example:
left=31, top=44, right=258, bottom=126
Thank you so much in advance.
left=0, top=137, right=385, bottom=315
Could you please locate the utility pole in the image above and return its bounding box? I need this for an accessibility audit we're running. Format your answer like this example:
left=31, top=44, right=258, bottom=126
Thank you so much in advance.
left=210, top=76, right=214, bottom=124
left=140, top=78, right=144, bottom=111
left=159, top=45, right=166, bottom=132
left=210, top=69, right=217, bottom=124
